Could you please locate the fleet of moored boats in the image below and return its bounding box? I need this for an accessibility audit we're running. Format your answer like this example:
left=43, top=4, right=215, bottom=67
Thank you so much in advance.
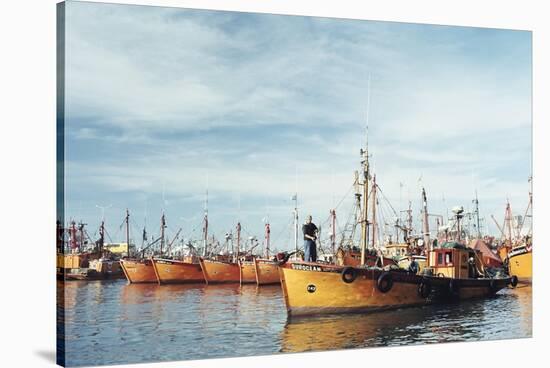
left=57, top=127, right=532, bottom=318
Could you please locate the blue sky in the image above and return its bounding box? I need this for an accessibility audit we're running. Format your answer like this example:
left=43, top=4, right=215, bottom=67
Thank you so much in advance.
left=62, top=1, right=531, bottom=250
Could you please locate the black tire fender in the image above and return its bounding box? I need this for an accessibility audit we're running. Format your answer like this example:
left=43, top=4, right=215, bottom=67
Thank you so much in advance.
left=510, top=275, right=518, bottom=288
left=377, top=272, right=393, bottom=293
left=341, top=267, right=358, bottom=284
left=418, top=279, right=431, bottom=299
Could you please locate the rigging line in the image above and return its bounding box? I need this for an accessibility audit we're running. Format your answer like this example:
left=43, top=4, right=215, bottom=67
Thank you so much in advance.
left=376, top=184, right=399, bottom=218
left=103, top=228, right=114, bottom=244
left=272, top=215, right=295, bottom=245
left=334, top=183, right=355, bottom=211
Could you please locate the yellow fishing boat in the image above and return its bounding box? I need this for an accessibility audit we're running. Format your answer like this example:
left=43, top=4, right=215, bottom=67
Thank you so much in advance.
left=278, top=121, right=514, bottom=317
left=508, top=244, right=532, bottom=284
left=279, top=242, right=514, bottom=317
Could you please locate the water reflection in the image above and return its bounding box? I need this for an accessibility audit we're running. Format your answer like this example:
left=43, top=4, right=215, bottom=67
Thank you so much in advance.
left=281, top=287, right=532, bottom=353
left=59, top=280, right=530, bottom=367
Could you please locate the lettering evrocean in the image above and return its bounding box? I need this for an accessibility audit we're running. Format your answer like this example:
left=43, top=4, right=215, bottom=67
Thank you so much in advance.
left=291, top=264, right=322, bottom=272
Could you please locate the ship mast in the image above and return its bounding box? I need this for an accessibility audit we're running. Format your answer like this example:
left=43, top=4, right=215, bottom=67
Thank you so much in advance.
left=360, top=144, right=369, bottom=265
left=203, top=190, right=208, bottom=257
left=421, top=187, right=430, bottom=253
left=70, top=221, right=77, bottom=251
left=473, top=191, right=481, bottom=238
left=371, top=174, right=377, bottom=249
left=293, top=193, right=298, bottom=258
left=330, top=209, right=336, bottom=257
left=360, top=77, right=371, bottom=266
left=236, top=222, right=241, bottom=260
left=78, top=221, right=86, bottom=252
left=125, top=209, right=130, bottom=257
left=504, top=200, right=513, bottom=244
left=99, top=219, right=105, bottom=255
left=265, top=222, right=271, bottom=258
left=160, top=212, right=166, bottom=255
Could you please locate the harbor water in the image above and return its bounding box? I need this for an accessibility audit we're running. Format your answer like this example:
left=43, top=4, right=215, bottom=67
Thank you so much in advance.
left=59, top=280, right=532, bottom=367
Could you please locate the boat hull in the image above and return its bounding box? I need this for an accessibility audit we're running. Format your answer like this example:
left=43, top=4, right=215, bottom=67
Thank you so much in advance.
left=58, top=258, right=124, bottom=281
left=120, top=259, right=158, bottom=283
left=509, top=250, right=532, bottom=284
left=254, top=258, right=280, bottom=285
left=199, top=259, right=241, bottom=284
left=152, top=258, right=205, bottom=284
left=239, top=261, right=257, bottom=284
left=279, top=261, right=511, bottom=317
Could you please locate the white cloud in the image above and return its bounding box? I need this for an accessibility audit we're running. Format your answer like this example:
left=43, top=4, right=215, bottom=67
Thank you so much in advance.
left=62, top=2, right=531, bottom=242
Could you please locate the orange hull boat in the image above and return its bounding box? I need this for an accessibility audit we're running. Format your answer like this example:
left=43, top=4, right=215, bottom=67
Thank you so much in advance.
left=151, top=258, right=205, bottom=284
left=120, top=258, right=157, bottom=283
left=254, top=258, right=280, bottom=285
left=199, top=259, right=241, bottom=284
left=239, top=260, right=257, bottom=284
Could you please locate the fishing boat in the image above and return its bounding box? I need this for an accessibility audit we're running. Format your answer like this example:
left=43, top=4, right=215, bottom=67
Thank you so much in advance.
left=491, top=191, right=532, bottom=284
left=239, top=259, right=257, bottom=284
left=58, top=219, right=125, bottom=280
left=508, top=191, right=532, bottom=283
left=254, top=258, right=280, bottom=285
left=278, top=117, right=514, bottom=317
left=121, top=212, right=166, bottom=284
left=120, top=258, right=157, bottom=283
left=253, top=222, right=281, bottom=285
left=508, top=241, right=532, bottom=283
left=200, top=222, right=256, bottom=284
left=152, top=256, right=205, bottom=284
left=151, top=223, right=206, bottom=284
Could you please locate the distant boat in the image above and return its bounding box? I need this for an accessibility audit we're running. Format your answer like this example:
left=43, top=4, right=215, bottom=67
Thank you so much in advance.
left=57, top=219, right=124, bottom=281
left=200, top=222, right=256, bottom=284
left=492, top=191, right=532, bottom=284
left=252, top=223, right=280, bottom=286
left=121, top=212, right=166, bottom=284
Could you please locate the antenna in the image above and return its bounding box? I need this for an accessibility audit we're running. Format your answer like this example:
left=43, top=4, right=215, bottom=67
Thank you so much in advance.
left=365, top=74, right=371, bottom=152
left=238, top=192, right=241, bottom=221
left=95, top=204, right=112, bottom=221
left=162, top=182, right=167, bottom=210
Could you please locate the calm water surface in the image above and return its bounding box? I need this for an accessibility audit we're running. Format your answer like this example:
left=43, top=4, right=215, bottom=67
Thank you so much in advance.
left=59, top=280, right=532, bottom=367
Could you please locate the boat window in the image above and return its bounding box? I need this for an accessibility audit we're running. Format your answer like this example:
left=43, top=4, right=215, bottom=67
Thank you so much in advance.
left=437, top=252, right=443, bottom=265
left=445, top=252, right=453, bottom=264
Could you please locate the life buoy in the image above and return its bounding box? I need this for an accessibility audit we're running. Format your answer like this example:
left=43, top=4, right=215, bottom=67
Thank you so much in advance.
left=418, top=279, right=431, bottom=299
left=377, top=272, right=393, bottom=293
left=341, top=267, right=358, bottom=283
left=449, top=279, right=460, bottom=295
left=510, top=275, right=518, bottom=288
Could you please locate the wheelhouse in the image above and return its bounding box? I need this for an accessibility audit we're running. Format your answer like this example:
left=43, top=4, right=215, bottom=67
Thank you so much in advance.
left=428, top=242, right=483, bottom=279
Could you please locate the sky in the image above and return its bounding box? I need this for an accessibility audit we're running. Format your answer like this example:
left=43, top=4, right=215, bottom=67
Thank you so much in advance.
left=61, top=1, right=532, bottom=251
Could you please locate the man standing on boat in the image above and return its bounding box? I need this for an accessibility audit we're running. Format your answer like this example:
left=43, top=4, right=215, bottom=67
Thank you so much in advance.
left=302, top=215, right=318, bottom=262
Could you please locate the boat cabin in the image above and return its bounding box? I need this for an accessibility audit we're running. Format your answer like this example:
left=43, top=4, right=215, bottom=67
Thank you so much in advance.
left=428, top=242, right=483, bottom=279
left=382, top=243, right=409, bottom=258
